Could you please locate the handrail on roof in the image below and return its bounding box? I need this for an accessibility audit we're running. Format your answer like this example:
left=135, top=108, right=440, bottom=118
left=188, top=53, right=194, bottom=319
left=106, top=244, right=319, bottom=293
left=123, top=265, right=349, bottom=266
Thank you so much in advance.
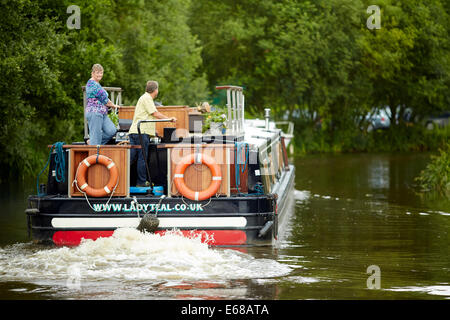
left=215, top=85, right=245, bottom=136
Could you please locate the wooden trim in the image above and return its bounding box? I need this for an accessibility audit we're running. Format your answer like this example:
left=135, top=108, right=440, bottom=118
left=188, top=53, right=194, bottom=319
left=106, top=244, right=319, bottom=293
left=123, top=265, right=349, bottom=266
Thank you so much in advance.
left=229, top=146, right=248, bottom=194
left=82, top=86, right=123, bottom=92
left=168, top=145, right=231, bottom=197
left=118, top=105, right=190, bottom=138
left=215, top=85, right=243, bottom=91
left=52, top=145, right=140, bottom=149
left=126, top=148, right=130, bottom=197
left=167, top=148, right=171, bottom=198
left=158, top=143, right=235, bottom=149
left=280, top=137, right=289, bottom=171
left=69, top=146, right=129, bottom=197
left=68, top=150, right=73, bottom=198
left=226, top=148, right=231, bottom=197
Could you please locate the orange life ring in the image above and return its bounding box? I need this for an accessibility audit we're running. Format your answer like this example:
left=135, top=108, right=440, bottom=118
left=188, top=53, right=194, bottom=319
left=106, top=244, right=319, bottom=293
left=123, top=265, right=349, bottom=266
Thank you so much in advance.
left=173, top=153, right=222, bottom=201
left=75, top=155, right=119, bottom=197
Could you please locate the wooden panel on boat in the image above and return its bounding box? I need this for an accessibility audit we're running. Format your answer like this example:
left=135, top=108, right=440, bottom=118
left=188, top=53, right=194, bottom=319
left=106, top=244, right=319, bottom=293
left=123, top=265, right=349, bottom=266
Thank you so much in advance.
left=118, top=105, right=189, bottom=138
left=68, top=145, right=130, bottom=197
left=156, top=106, right=189, bottom=138
left=167, top=144, right=233, bottom=197
left=280, top=136, right=290, bottom=170
left=118, top=106, right=135, bottom=120
left=269, top=149, right=277, bottom=184
left=275, top=140, right=284, bottom=174
left=229, top=146, right=249, bottom=194
left=260, top=158, right=272, bottom=193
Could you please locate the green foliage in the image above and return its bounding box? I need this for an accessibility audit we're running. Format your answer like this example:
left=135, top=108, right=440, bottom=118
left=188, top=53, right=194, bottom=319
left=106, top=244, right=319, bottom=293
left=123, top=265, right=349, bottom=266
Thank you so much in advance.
left=0, top=0, right=208, bottom=180
left=191, top=0, right=450, bottom=153
left=415, top=142, right=450, bottom=197
left=102, top=0, right=208, bottom=105
left=0, top=0, right=75, bottom=179
left=293, top=122, right=450, bottom=154
left=1, top=0, right=450, bottom=180
left=202, top=108, right=227, bottom=133
left=108, top=111, right=119, bottom=127
left=358, top=0, right=450, bottom=123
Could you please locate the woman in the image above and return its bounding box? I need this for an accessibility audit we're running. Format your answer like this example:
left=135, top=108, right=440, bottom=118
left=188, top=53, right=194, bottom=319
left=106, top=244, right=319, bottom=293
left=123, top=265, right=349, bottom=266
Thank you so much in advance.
left=85, top=64, right=119, bottom=145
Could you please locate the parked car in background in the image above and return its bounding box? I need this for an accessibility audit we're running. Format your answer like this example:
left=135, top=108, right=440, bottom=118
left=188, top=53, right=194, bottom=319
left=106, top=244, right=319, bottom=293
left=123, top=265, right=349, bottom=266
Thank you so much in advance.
left=364, top=106, right=416, bottom=131
left=366, top=107, right=391, bottom=132
left=424, top=111, right=450, bottom=130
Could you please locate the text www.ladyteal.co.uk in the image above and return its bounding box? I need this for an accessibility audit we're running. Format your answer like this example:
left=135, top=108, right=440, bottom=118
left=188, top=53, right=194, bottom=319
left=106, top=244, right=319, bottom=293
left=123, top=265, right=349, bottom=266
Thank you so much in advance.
left=92, top=202, right=204, bottom=213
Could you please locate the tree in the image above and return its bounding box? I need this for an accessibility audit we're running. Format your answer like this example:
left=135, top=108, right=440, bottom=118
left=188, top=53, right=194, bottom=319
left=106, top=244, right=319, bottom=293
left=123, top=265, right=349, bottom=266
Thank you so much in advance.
left=0, top=0, right=71, bottom=177
left=358, top=0, right=450, bottom=124
left=190, top=0, right=373, bottom=149
left=0, top=0, right=208, bottom=179
left=102, top=0, right=208, bottom=105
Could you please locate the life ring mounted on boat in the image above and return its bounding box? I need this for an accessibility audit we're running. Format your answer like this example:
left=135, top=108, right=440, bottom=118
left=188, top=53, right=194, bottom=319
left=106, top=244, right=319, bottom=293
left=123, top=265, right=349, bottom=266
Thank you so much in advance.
left=173, top=153, right=222, bottom=201
left=75, top=154, right=119, bottom=197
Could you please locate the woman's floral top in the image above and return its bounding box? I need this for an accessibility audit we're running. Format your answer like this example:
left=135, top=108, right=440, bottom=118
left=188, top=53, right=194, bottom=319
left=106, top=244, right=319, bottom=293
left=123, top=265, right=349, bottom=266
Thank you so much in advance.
left=85, top=79, right=109, bottom=114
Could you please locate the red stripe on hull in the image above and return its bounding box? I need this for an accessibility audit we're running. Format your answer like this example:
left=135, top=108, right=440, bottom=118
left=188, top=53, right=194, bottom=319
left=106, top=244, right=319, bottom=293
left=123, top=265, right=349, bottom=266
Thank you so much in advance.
left=53, top=231, right=114, bottom=246
left=154, top=230, right=247, bottom=246
left=52, top=230, right=247, bottom=246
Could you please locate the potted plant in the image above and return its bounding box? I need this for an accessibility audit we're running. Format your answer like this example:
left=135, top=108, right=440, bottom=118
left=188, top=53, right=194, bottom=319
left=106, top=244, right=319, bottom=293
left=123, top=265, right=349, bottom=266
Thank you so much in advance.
left=202, top=107, right=227, bottom=134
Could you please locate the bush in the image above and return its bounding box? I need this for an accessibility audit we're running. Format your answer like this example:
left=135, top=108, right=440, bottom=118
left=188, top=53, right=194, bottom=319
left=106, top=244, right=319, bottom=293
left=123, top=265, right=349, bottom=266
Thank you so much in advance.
left=415, top=142, right=450, bottom=197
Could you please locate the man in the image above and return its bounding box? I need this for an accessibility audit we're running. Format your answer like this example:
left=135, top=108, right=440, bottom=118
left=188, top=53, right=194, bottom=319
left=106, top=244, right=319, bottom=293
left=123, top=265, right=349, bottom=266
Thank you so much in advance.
left=128, top=81, right=176, bottom=187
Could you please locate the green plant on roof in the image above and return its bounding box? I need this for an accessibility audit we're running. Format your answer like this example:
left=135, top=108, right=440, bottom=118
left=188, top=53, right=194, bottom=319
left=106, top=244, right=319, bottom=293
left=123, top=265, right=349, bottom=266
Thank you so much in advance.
left=203, top=107, right=227, bottom=133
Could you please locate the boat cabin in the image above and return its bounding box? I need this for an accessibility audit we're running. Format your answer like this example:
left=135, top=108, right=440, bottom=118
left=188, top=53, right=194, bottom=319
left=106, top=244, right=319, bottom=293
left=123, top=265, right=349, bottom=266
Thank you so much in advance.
left=46, top=86, right=290, bottom=201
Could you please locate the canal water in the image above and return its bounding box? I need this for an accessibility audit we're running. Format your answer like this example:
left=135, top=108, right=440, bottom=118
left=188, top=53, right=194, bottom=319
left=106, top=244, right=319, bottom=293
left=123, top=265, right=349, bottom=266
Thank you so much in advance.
left=0, top=152, right=449, bottom=299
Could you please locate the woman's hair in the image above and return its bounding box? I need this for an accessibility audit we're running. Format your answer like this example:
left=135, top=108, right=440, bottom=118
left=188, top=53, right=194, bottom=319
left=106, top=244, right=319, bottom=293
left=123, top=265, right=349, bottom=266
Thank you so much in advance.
left=91, top=64, right=104, bottom=73
left=146, top=81, right=159, bottom=93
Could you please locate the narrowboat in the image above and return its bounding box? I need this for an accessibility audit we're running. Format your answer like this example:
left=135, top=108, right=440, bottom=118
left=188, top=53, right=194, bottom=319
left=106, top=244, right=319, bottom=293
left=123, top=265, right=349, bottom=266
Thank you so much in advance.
left=26, top=85, right=295, bottom=246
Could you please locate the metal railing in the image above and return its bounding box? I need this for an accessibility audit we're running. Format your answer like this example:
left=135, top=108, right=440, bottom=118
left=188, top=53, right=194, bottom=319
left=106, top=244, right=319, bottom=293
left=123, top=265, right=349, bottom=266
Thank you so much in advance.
left=215, top=85, right=245, bottom=136
left=274, top=121, right=294, bottom=138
